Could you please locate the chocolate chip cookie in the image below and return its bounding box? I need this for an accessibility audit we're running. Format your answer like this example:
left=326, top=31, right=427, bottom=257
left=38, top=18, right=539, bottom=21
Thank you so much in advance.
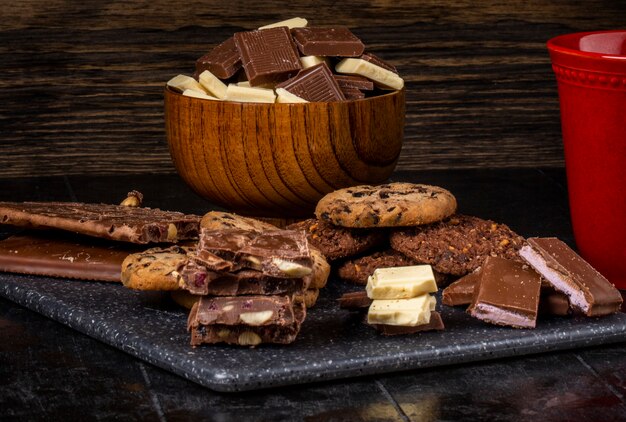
left=200, top=211, right=279, bottom=232
left=286, top=218, right=386, bottom=261
left=315, top=182, right=457, bottom=228
left=121, top=245, right=192, bottom=290
left=390, top=215, right=525, bottom=276
left=337, top=249, right=450, bottom=286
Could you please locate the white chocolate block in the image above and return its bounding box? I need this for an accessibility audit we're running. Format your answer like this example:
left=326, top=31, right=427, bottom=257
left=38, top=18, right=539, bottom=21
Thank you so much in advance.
left=366, top=265, right=437, bottom=300
left=259, top=17, right=308, bottom=30
left=367, top=295, right=436, bottom=326
left=167, top=74, right=208, bottom=93
left=275, top=88, right=308, bottom=103
left=198, top=70, right=227, bottom=99
left=225, top=84, right=276, bottom=103
left=237, top=80, right=275, bottom=89
left=300, top=55, right=329, bottom=69
left=335, top=58, right=404, bottom=90
left=182, top=89, right=218, bottom=100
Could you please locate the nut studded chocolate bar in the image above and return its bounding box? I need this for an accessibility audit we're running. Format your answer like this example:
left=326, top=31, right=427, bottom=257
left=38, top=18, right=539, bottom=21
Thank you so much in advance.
left=234, top=27, right=302, bottom=86
left=188, top=295, right=306, bottom=346
left=276, top=62, right=345, bottom=102
left=0, top=201, right=201, bottom=244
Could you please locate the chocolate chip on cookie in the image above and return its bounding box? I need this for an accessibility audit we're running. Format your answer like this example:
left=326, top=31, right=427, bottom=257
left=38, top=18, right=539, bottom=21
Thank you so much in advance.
left=286, top=218, right=386, bottom=261
left=315, top=182, right=457, bottom=228
left=390, top=214, right=525, bottom=276
left=337, top=249, right=450, bottom=286
left=121, top=245, right=193, bottom=291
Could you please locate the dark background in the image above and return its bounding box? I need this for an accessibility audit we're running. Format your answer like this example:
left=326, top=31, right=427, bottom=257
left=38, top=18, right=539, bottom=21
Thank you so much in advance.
left=2, top=0, right=625, bottom=178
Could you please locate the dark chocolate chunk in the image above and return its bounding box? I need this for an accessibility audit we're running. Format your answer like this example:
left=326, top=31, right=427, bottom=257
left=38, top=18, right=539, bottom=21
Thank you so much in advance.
left=234, top=27, right=302, bottom=86
left=0, top=201, right=201, bottom=244
left=467, top=257, right=542, bottom=329
left=291, top=27, right=365, bottom=57
left=338, top=290, right=372, bottom=310
left=341, top=87, right=365, bottom=100
left=519, top=237, right=623, bottom=316
left=360, top=52, right=398, bottom=74
left=195, top=37, right=242, bottom=79
left=276, top=62, right=346, bottom=102
left=334, top=74, right=374, bottom=90
left=372, top=311, right=445, bottom=335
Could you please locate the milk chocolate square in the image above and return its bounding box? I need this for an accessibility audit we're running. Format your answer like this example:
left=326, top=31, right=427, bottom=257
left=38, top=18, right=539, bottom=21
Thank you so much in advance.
left=195, top=37, right=242, bottom=80
left=234, top=27, right=302, bottom=86
left=291, top=27, right=365, bottom=57
left=276, top=62, right=345, bottom=102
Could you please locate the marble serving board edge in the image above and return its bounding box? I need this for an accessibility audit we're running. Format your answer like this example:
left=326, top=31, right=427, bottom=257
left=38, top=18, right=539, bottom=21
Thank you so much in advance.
left=1, top=274, right=626, bottom=393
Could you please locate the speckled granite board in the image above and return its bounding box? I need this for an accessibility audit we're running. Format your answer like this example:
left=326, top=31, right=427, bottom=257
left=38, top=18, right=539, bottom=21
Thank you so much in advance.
left=1, top=274, right=625, bottom=392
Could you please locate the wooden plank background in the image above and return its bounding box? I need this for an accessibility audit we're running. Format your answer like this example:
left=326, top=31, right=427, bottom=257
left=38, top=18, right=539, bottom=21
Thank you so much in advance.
left=1, top=0, right=624, bottom=178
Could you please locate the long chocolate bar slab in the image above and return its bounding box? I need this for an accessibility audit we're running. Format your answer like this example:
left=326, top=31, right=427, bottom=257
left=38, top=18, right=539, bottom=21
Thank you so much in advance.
left=198, top=229, right=312, bottom=278
left=0, top=233, right=139, bottom=282
left=276, top=62, right=345, bottom=102
left=519, top=237, right=622, bottom=316
left=234, top=27, right=302, bottom=86
left=0, top=201, right=201, bottom=244
left=291, top=27, right=365, bottom=57
left=188, top=297, right=306, bottom=346
left=195, top=37, right=242, bottom=79
left=467, top=256, right=542, bottom=328
left=179, top=260, right=308, bottom=296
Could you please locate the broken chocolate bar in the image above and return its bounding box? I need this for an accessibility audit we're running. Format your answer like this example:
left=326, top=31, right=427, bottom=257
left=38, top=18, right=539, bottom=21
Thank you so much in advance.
left=234, top=27, right=302, bottom=86
left=195, top=37, right=242, bottom=80
left=291, top=27, right=365, bottom=57
left=190, top=295, right=297, bottom=326
left=0, top=201, right=201, bottom=244
left=188, top=295, right=306, bottom=346
left=197, top=229, right=312, bottom=278
left=360, top=52, right=398, bottom=74
left=467, top=257, right=542, bottom=328
left=0, top=232, right=140, bottom=282
left=334, top=74, right=374, bottom=91
left=179, top=261, right=308, bottom=297
left=519, top=237, right=622, bottom=316
left=442, top=269, right=482, bottom=307
left=372, top=311, right=444, bottom=335
left=276, top=62, right=345, bottom=102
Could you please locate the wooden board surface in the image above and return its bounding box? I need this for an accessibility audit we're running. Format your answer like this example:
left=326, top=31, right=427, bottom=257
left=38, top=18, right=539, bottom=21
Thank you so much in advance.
left=1, top=0, right=625, bottom=177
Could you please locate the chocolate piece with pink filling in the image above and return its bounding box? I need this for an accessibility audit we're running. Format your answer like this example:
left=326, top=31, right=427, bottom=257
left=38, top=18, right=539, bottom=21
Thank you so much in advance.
left=519, top=237, right=622, bottom=316
left=467, top=256, right=542, bottom=328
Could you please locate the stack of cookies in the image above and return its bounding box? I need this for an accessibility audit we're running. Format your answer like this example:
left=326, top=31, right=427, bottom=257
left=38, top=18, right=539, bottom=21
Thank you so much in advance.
left=121, top=211, right=330, bottom=347
left=288, top=182, right=525, bottom=288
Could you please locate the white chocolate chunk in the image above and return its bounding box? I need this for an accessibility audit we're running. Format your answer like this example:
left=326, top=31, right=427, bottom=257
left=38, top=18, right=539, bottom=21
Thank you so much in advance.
left=236, top=80, right=275, bottom=89
left=182, top=89, right=218, bottom=100
left=366, top=265, right=437, bottom=300
left=167, top=74, right=208, bottom=93
left=335, top=58, right=404, bottom=90
left=300, top=55, right=329, bottom=69
left=198, top=70, right=227, bottom=99
left=367, top=295, right=436, bottom=326
left=275, top=88, right=308, bottom=103
left=259, top=17, right=308, bottom=30
left=225, top=84, right=276, bottom=103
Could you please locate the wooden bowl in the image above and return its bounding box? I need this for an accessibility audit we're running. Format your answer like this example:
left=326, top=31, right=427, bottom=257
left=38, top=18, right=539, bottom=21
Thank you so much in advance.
left=165, top=87, right=405, bottom=217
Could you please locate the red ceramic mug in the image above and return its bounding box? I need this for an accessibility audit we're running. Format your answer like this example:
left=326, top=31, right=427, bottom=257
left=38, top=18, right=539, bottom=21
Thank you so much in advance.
left=547, top=30, right=626, bottom=289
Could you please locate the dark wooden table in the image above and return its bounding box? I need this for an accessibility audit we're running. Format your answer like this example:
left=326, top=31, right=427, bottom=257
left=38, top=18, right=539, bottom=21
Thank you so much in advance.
left=1, top=169, right=625, bottom=421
